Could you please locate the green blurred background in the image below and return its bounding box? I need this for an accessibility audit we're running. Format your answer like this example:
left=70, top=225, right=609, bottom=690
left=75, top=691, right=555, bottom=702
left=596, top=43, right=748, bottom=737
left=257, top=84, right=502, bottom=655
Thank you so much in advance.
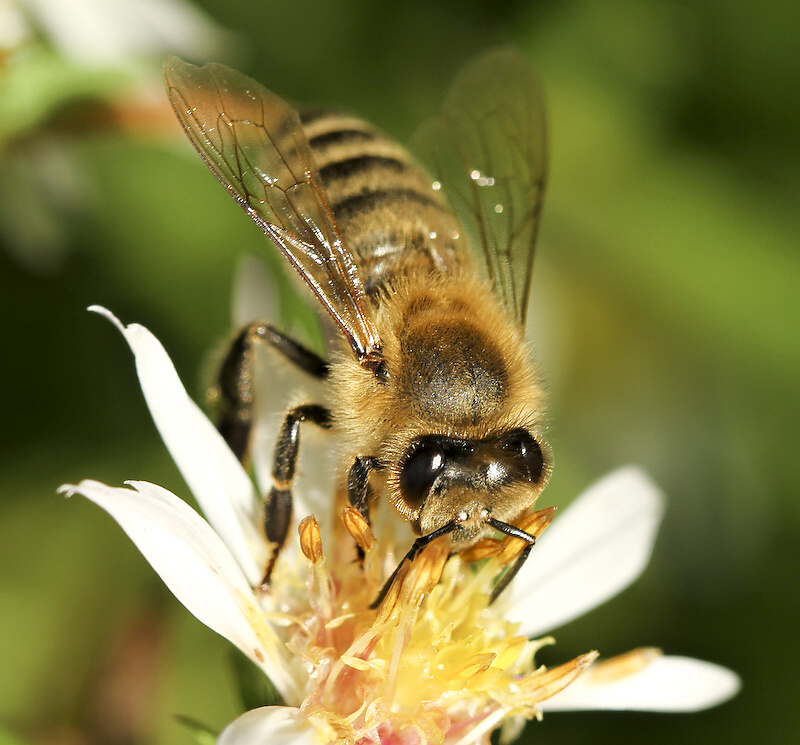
left=1, top=0, right=797, bottom=742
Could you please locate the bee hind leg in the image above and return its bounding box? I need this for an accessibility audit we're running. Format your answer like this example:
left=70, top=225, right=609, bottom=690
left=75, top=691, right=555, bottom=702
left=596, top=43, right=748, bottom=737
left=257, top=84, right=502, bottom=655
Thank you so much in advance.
left=215, top=322, right=329, bottom=462
left=259, top=403, right=332, bottom=590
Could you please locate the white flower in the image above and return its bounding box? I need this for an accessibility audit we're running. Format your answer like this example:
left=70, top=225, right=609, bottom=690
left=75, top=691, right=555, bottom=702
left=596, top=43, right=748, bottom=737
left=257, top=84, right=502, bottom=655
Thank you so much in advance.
left=1, top=0, right=225, bottom=65
left=61, top=305, right=740, bottom=744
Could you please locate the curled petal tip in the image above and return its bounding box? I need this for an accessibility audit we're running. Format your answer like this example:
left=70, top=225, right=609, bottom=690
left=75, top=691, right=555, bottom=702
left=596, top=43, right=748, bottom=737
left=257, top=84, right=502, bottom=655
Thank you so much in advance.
left=87, top=304, right=125, bottom=331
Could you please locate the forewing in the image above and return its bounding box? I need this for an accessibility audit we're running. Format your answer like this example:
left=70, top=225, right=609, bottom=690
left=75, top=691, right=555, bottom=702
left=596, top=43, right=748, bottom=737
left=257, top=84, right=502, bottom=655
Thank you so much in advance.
left=164, top=56, right=381, bottom=364
left=410, top=48, right=547, bottom=325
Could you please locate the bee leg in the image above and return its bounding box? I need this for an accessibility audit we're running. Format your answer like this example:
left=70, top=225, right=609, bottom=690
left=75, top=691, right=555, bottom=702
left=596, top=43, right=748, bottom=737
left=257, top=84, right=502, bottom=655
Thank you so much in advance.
left=486, top=518, right=536, bottom=604
left=368, top=521, right=457, bottom=610
left=347, top=456, right=377, bottom=523
left=259, top=403, right=332, bottom=590
left=216, top=322, right=329, bottom=462
left=347, top=456, right=378, bottom=562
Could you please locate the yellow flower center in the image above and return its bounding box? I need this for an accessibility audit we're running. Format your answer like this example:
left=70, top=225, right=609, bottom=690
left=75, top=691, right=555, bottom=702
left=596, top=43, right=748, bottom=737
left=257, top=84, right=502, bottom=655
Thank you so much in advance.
left=271, top=510, right=595, bottom=745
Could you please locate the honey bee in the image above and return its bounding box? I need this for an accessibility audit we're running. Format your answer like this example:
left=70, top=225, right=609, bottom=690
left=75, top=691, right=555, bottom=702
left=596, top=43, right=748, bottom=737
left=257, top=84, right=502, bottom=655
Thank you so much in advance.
left=164, top=49, right=549, bottom=603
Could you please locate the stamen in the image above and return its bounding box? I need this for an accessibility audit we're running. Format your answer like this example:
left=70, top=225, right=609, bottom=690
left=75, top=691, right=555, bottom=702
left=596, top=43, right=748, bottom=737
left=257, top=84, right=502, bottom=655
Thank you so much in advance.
left=495, top=507, right=557, bottom=566
left=340, top=655, right=380, bottom=672
left=449, top=652, right=496, bottom=683
left=586, top=647, right=662, bottom=683
left=460, top=538, right=505, bottom=562
left=493, top=636, right=529, bottom=669
left=518, top=651, right=599, bottom=704
left=519, top=506, right=558, bottom=536
left=341, top=505, right=376, bottom=552
left=298, top=515, right=324, bottom=563
left=374, top=563, right=407, bottom=624
left=399, top=535, right=451, bottom=607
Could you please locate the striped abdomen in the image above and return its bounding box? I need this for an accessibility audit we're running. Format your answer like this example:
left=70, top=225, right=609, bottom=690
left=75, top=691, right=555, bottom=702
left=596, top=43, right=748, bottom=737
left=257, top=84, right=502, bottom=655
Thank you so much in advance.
left=301, top=110, right=467, bottom=296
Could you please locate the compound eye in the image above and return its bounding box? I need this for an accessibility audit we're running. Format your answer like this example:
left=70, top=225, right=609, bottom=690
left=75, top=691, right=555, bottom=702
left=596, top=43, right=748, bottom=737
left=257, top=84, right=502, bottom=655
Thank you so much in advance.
left=503, top=429, right=545, bottom=484
left=399, top=442, right=445, bottom=510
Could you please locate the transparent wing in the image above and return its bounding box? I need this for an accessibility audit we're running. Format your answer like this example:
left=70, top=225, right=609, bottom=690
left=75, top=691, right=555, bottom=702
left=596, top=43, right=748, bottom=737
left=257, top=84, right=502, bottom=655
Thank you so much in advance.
left=164, top=56, right=381, bottom=367
left=410, top=48, right=547, bottom=325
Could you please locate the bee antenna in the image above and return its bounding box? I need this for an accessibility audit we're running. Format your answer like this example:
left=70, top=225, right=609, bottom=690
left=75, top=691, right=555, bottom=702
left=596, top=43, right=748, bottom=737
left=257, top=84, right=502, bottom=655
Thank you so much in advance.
left=486, top=518, right=536, bottom=605
left=486, top=517, right=536, bottom=544
left=369, top=521, right=457, bottom=609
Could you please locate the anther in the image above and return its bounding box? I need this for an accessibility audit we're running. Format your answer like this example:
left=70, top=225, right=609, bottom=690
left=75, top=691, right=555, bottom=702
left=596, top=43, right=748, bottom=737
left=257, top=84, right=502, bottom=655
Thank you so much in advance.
left=587, top=648, right=662, bottom=684
left=298, top=515, right=324, bottom=563
left=496, top=506, right=557, bottom=566
left=400, top=535, right=451, bottom=606
left=459, top=538, right=504, bottom=563
left=342, top=506, right=376, bottom=552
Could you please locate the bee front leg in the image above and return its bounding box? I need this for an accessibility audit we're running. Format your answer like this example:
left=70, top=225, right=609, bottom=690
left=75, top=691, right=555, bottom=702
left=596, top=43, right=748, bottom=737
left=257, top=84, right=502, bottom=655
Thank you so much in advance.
left=260, top=403, right=332, bottom=590
left=215, top=322, right=329, bottom=462
left=347, top=456, right=379, bottom=563
left=347, top=456, right=378, bottom=524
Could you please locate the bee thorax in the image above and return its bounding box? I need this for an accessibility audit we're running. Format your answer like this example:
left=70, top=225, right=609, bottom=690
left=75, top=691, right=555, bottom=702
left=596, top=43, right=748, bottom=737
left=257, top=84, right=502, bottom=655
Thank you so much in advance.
left=398, top=318, right=507, bottom=425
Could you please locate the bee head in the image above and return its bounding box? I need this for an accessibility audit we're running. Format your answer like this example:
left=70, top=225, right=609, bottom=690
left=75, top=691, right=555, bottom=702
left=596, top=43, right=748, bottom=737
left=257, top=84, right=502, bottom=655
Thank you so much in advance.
left=396, top=429, right=549, bottom=548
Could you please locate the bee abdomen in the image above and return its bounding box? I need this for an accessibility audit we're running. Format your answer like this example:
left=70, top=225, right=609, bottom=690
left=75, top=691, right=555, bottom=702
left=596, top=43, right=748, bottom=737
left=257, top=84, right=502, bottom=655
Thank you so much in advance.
left=318, top=154, right=408, bottom=183
left=302, top=110, right=466, bottom=291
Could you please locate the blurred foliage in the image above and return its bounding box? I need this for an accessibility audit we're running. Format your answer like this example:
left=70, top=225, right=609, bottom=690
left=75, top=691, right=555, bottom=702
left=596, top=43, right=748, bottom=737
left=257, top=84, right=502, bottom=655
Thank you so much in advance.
left=1, top=0, right=798, bottom=743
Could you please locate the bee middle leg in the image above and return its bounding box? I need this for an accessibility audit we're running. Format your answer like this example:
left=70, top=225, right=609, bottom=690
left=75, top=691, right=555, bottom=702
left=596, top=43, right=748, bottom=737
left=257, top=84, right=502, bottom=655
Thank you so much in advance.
left=261, top=403, right=332, bottom=590
left=215, top=322, right=329, bottom=462
left=212, top=322, right=332, bottom=589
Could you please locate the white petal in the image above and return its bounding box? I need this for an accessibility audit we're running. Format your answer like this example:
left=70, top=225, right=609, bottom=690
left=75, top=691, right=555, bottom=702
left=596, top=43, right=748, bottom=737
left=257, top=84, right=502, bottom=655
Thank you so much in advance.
left=89, top=306, right=267, bottom=585
left=23, top=0, right=224, bottom=66
left=232, top=253, right=280, bottom=329
left=541, top=655, right=741, bottom=712
left=218, top=706, right=317, bottom=745
left=0, top=1, right=30, bottom=49
left=60, top=479, right=303, bottom=703
left=506, top=467, right=664, bottom=638
left=231, top=259, right=293, bottom=504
